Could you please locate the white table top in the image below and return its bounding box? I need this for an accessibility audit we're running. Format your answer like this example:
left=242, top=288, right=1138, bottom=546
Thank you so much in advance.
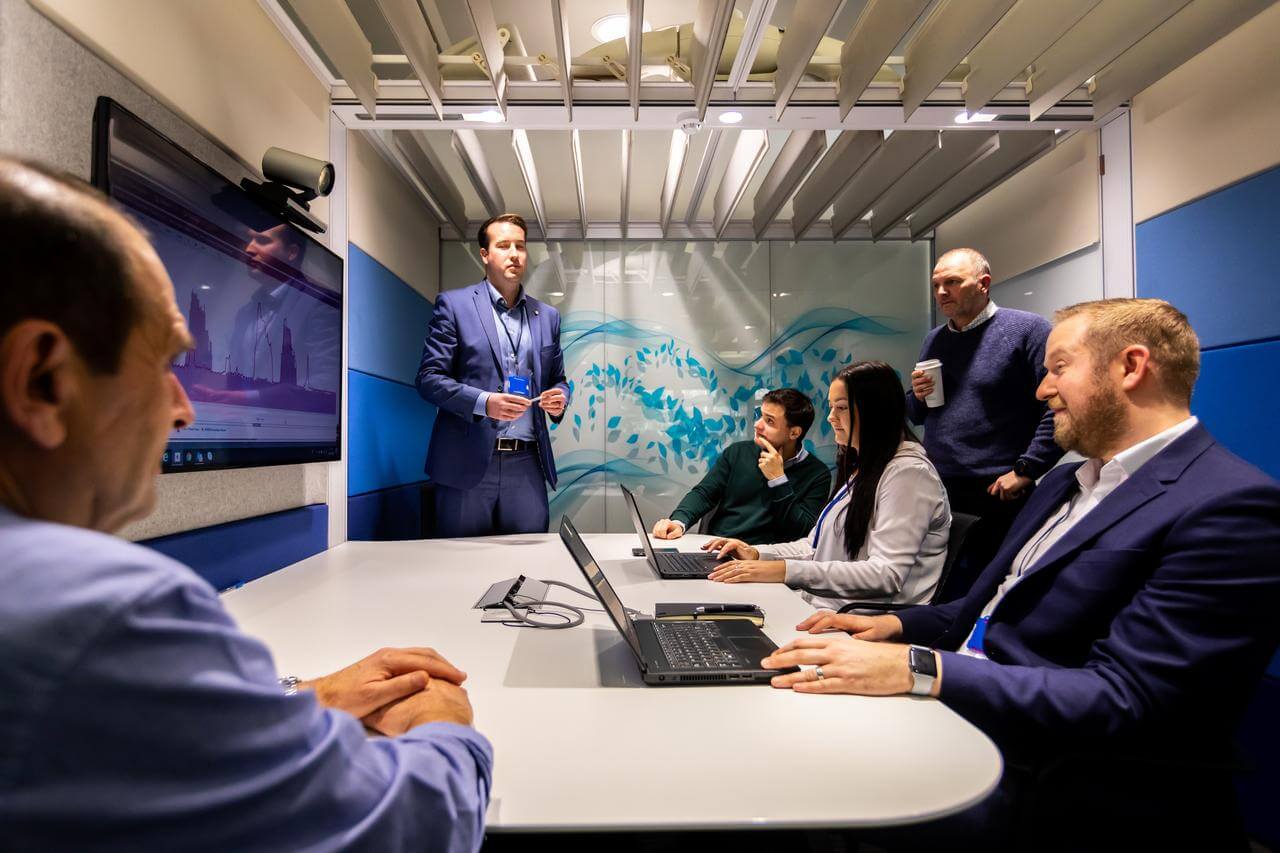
left=221, top=533, right=1001, bottom=832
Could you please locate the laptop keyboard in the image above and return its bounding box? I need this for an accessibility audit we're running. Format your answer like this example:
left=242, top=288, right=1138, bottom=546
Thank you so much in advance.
left=660, top=552, right=715, bottom=575
left=652, top=621, right=747, bottom=669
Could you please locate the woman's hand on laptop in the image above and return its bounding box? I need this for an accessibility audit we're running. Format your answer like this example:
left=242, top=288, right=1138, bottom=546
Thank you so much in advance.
left=701, top=537, right=758, bottom=561
left=707, top=559, right=785, bottom=584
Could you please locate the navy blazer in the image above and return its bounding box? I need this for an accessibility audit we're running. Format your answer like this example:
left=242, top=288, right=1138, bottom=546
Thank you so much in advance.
left=899, top=424, right=1280, bottom=766
left=416, top=282, right=570, bottom=490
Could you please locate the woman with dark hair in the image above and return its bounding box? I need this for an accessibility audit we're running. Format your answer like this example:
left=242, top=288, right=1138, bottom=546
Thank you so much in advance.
left=704, top=361, right=951, bottom=611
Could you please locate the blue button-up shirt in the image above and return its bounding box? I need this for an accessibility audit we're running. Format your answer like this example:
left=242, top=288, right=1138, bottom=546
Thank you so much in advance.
left=472, top=280, right=536, bottom=441
left=0, top=506, right=493, bottom=850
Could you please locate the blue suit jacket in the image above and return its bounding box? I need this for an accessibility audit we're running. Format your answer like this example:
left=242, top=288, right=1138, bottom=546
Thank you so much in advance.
left=416, top=282, right=569, bottom=490
left=899, top=424, right=1280, bottom=767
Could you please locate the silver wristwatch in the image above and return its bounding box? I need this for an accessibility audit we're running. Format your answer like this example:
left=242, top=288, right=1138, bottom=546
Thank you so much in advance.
left=908, top=645, right=938, bottom=696
left=278, top=675, right=301, bottom=696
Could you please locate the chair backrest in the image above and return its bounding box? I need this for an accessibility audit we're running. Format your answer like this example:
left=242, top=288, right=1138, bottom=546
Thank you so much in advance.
left=697, top=504, right=721, bottom=534
left=931, top=511, right=982, bottom=604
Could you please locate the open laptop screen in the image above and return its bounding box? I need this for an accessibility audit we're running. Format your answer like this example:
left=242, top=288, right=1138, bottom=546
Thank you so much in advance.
left=619, top=485, right=661, bottom=571
left=558, top=516, right=644, bottom=660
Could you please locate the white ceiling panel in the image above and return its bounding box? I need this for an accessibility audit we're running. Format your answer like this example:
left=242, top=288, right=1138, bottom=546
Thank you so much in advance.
left=416, top=131, right=486, bottom=220
left=578, top=130, right=624, bottom=222
left=525, top=130, right=580, bottom=221
left=475, top=130, right=537, bottom=222
left=629, top=131, right=673, bottom=221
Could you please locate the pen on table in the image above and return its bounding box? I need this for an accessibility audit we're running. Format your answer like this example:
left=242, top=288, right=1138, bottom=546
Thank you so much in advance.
left=693, top=605, right=757, bottom=614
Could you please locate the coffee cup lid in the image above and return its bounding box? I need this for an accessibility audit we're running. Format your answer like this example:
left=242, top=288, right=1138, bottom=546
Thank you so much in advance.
left=915, top=359, right=942, bottom=369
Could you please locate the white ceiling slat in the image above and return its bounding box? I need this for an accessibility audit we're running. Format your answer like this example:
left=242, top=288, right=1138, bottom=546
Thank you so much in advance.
left=772, top=0, right=843, bottom=120
left=684, top=130, right=723, bottom=225
left=726, top=0, right=778, bottom=94
left=908, top=130, right=1056, bottom=238
left=627, top=0, right=645, bottom=120
left=511, top=129, right=548, bottom=237
left=868, top=131, right=1000, bottom=239
left=963, top=0, right=1101, bottom=114
left=374, top=0, right=445, bottom=120
left=901, top=0, right=1019, bottom=119
left=290, top=0, right=378, bottom=116
left=461, top=0, right=509, bottom=114
left=713, top=130, right=770, bottom=239
left=621, top=130, right=633, bottom=237
left=659, top=131, right=691, bottom=235
left=751, top=130, right=826, bottom=239
left=368, top=130, right=464, bottom=236
left=451, top=129, right=506, bottom=217
left=550, top=0, right=573, bottom=119
left=571, top=130, right=589, bottom=237
left=1091, top=0, right=1274, bottom=117
left=837, top=0, right=933, bottom=120
left=692, top=0, right=737, bottom=120
left=1026, top=0, right=1194, bottom=121
left=829, top=131, right=940, bottom=238
left=791, top=131, right=884, bottom=237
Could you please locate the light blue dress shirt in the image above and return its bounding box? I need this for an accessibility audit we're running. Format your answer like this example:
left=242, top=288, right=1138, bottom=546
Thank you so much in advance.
left=0, top=506, right=492, bottom=851
left=471, top=280, right=537, bottom=441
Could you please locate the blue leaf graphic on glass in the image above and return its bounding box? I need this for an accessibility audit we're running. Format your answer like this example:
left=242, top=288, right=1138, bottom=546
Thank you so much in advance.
left=573, top=414, right=582, bottom=427
left=627, top=433, right=639, bottom=444
left=607, top=415, right=621, bottom=429
left=657, top=444, right=667, bottom=458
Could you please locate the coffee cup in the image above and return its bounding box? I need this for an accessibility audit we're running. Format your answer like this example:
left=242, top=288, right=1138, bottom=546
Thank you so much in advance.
left=914, top=359, right=944, bottom=408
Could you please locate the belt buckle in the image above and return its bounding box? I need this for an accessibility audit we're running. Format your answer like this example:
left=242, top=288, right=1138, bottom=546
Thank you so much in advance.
left=497, top=437, right=517, bottom=452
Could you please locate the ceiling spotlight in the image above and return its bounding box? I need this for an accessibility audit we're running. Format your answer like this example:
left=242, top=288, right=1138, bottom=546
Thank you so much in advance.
left=463, top=110, right=504, bottom=124
left=548, top=291, right=565, bottom=297
left=954, top=111, right=996, bottom=124
left=661, top=291, right=676, bottom=297
left=592, top=14, right=650, bottom=44
left=718, top=111, right=744, bottom=125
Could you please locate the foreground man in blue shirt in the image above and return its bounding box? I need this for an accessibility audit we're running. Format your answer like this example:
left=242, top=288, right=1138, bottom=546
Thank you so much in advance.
left=0, top=158, right=492, bottom=850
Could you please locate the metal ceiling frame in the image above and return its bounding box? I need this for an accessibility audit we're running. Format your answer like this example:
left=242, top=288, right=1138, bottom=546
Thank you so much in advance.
left=373, top=0, right=445, bottom=120
left=771, top=0, right=843, bottom=120
left=691, top=0, right=736, bottom=120
left=751, top=130, right=826, bottom=238
left=451, top=129, right=506, bottom=217
left=570, top=129, right=589, bottom=236
left=511, top=128, right=548, bottom=236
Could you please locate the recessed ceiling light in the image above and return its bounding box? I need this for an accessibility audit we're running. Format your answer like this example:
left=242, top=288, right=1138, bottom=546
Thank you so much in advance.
left=462, top=110, right=504, bottom=124
left=743, top=325, right=754, bottom=330
left=955, top=111, right=996, bottom=124
left=548, top=291, right=565, bottom=297
left=661, top=291, right=676, bottom=296
left=591, top=14, right=650, bottom=44
left=718, top=111, right=744, bottom=125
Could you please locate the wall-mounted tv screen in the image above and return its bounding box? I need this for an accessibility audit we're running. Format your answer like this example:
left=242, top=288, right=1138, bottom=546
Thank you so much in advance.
left=92, top=98, right=342, bottom=473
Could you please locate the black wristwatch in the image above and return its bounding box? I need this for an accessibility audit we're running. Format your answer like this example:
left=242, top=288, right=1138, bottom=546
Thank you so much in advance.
left=908, top=645, right=938, bottom=696
left=1013, top=458, right=1032, bottom=479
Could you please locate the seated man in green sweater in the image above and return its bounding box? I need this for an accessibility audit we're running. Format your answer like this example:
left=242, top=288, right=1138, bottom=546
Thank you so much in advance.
left=652, top=388, right=832, bottom=543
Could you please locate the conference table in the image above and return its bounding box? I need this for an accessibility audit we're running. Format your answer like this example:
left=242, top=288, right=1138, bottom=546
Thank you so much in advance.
left=221, top=532, right=1002, bottom=833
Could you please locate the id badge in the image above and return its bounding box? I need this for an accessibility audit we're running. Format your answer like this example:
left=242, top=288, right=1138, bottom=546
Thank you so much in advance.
left=505, top=373, right=531, bottom=398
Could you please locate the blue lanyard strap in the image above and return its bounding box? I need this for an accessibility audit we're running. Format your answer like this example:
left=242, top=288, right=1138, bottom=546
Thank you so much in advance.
left=811, top=482, right=851, bottom=548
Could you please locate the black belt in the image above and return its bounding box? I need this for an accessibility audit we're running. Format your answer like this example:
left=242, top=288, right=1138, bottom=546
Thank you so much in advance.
left=495, top=437, right=537, bottom=452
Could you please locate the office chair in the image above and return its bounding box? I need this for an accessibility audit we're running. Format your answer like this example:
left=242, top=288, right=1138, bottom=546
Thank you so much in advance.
left=836, top=511, right=982, bottom=614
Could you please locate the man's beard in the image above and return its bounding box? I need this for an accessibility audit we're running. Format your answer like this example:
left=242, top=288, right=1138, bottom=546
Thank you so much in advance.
left=1052, top=381, right=1128, bottom=459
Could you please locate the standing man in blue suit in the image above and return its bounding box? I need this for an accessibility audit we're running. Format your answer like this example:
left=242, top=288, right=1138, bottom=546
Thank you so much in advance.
left=764, top=299, right=1280, bottom=849
left=417, top=214, right=570, bottom=537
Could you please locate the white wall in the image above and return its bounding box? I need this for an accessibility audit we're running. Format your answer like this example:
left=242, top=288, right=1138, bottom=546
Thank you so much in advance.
left=935, top=130, right=1100, bottom=283
left=347, top=133, right=440, bottom=300
left=1130, top=3, right=1280, bottom=223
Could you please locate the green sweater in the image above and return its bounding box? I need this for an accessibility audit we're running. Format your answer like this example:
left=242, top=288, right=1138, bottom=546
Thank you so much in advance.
left=670, top=440, right=833, bottom=544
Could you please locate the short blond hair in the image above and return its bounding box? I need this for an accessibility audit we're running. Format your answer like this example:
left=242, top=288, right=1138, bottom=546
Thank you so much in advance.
left=1054, top=298, right=1200, bottom=405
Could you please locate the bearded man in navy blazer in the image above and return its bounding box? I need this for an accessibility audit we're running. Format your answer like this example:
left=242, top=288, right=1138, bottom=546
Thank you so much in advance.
left=417, top=214, right=570, bottom=536
left=764, top=298, right=1280, bottom=850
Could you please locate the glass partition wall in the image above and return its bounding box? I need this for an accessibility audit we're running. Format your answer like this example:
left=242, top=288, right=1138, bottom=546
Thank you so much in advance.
left=441, top=240, right=932, bottom=532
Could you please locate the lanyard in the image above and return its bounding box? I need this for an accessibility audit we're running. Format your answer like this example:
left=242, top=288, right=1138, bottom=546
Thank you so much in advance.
left=497, top=301, right=527, bottom=375
left=811, top=481, right=852, bottom=548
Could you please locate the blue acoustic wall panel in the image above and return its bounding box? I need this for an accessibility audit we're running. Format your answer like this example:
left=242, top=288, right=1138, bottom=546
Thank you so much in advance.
left=142, top=504, right=327, bottom=591
left=348, top=243, right=436, bottom=384
left=348, top=369, right=434, bottom=497
left=1136, top=165, right=1280, bottom=349
left=349, top=481, right=424, bottom=540
left=1193, top=340, right=1280, bottom=481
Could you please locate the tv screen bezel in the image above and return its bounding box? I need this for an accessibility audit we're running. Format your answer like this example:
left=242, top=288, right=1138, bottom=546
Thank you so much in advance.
left=91, top=96, right=344, bottom=474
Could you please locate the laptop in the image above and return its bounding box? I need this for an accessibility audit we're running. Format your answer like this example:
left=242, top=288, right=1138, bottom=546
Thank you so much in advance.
left=558, top=515, right=797, bottom=685
left=620, top=484, right=724, bottom=579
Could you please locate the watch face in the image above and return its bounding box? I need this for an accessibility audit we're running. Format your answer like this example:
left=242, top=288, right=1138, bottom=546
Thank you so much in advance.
left=911, top=646, right=938, bottom=677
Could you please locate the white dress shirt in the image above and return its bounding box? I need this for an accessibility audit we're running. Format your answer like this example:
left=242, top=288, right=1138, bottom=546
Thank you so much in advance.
left=958, top=416, right=1200, bottom=658
left=947, top=298, right=999, bottom=333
